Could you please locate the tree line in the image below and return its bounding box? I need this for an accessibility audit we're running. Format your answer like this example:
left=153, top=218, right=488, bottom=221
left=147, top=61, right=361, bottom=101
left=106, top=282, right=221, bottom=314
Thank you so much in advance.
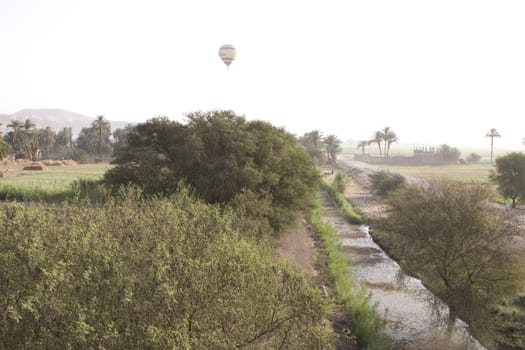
left=0, top=115, right=115, bottom=162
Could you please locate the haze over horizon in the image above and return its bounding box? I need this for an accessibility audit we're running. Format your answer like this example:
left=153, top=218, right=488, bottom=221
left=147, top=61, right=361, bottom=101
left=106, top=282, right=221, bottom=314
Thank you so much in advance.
left=1, top=0, right=524, bottom=148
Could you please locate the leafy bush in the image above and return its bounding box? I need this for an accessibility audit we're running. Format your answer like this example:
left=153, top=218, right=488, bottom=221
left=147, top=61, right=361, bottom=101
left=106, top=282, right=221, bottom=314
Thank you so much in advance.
left=333, top=171, right=348, bottom=194
left=55, top=146, right=89, bottom=164
left=466, top=152, right=481, bottom=164
left=0, top=187, right=331, bottom=349
left=368, top=170, right=406, bottom=196
left=321, top=179, right=363, bottom=224
left=70, top=178, right=109, bottom=203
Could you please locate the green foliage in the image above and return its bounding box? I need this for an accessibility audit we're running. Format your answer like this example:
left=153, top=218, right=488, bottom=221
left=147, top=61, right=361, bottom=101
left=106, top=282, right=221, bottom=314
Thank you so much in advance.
left=0, top=184, right=69, bottom=202
left=105, top=111, right=321, bottom=232
left=384, top=180, right=525, bottom=347
left=466, top=152, right=481, bottom=164
left=438, top=144, right=461, bottom=164
left=332, top=171, right=348, bottom=194
left=309, top=198, right=390, bottom=349
left=324, top=134, right=342, bottom=164
left=321, top=178, right=363, bottom=224
left=0, top=188, right=331, bottom=349
left=0, top=139, right=8, bottom=159
left=54, top=146, right=89, bottom=163
left=70, top=178, right=109, bottom=203
left=495, top=294, right=525, bottom=349
left=368, top=170, right=407, bottom=196
left=298, top=130, right=325, bottom=165
left=490, top=152, right=525, bottom=208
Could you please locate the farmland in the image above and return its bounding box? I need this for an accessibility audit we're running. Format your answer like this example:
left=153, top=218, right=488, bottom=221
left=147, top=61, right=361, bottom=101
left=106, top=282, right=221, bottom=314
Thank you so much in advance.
left=0, top=163, right=111, bottom=191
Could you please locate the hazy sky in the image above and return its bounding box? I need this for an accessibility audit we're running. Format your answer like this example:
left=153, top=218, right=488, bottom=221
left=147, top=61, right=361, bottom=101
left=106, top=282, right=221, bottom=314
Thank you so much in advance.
left=1, top=0, right=524, bottom=148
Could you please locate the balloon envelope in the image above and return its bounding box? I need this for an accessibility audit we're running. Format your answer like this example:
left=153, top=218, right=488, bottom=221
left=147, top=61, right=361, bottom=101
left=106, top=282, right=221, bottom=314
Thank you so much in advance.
left=219, top=44, right=236, bottom=67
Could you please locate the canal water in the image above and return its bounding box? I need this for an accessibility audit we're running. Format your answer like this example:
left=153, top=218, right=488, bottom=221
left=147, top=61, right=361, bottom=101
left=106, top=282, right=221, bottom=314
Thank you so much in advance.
left=320, top=192, right=485, bottom=350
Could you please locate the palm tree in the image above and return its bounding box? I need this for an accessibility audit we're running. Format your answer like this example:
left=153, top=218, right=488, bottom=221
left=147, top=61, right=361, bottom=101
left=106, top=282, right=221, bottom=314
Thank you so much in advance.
left=485, top=128, right=501, bottom=163
left=19, top=119, right=39, bottom=160
left=7, top=120, right=23, bottom=148
left=23, top=118, right=36, bottom=131
left=381, top=127, right=398, bottom=159
left=357, top=140, right=369, bottom=154
left=370, top=131, right=383, bottom=158
left=308, top=130, right=323, bottom=150
left=39, top=127, right=56, bottom=159
left=324, top=134, right=342, bottom=164
left=92, top=115, right=111, bottom=162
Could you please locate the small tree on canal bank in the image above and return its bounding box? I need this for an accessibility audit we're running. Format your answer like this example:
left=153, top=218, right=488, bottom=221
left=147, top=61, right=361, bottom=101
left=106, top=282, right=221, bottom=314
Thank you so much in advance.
left=382, top=180, right=524, bottom=348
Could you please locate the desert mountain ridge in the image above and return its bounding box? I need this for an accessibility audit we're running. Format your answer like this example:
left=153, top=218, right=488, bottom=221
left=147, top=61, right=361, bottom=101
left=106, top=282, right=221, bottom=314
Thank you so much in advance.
left=0, top=109, right=132, bottom=136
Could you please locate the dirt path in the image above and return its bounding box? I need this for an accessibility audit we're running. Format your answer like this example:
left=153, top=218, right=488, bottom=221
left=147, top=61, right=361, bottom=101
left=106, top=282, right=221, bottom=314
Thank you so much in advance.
left=275, top=219, right=317, bottom=278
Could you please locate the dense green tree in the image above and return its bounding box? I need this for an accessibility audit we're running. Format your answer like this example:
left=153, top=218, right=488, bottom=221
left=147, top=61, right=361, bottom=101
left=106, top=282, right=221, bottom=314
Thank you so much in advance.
left=323, top=134, right=342, bottom=164
left=384, top=181, right=524, bottom=346
left=0, top=188, right=331, bottom=349
left=76, top=123, right=111, bottom=158
left=38, top=127, right=56, bottom=159
left=466, top=152, right=481, bottom=164
left=55, top=127, right=73, bottom=148
left=490, top=152, right=525, bottom=208
left=438, top=144, right=461, bottom=164
left=112, top=125, right=133, bottom=155
left=485, top=128, right=501, bottom=163
left=105, top=111, right=320, bottom=232
left=18, top=119, right=39, bottom=160
left=75, top=127, right=98, bottom=154
left=6, top=120, right=23, bottom=148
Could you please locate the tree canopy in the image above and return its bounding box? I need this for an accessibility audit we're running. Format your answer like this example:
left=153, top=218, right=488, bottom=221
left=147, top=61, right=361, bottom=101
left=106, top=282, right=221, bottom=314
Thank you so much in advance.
left=384, top=180, right=524, bottom=345
left=104, top=110, right=320, bottom=232
left=491, top=152, right=525, bottom=208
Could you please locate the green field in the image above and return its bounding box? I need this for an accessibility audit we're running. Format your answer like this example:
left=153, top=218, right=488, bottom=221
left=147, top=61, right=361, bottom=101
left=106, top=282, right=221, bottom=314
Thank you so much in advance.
left=0, top=163, right=111, bottom=191
left=382, top=164, right=495, bottom=183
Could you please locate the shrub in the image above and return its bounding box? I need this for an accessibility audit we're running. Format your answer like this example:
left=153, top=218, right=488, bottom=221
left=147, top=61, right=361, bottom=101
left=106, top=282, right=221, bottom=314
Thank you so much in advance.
left=466, top=153, right=481, bottom=164
left=0, top=188, right=332, bottom=349
left=321, top=178, right=362, bottom=224
left=333, top=171, right=348, bottom=194
left=70, top=178, right=109, bottom=203
left=368, top=170, right=406, bottom=196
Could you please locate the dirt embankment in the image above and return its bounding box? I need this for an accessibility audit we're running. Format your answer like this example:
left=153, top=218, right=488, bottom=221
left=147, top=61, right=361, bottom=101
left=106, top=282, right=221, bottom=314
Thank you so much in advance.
left=276, top=219, right=358, bottom=350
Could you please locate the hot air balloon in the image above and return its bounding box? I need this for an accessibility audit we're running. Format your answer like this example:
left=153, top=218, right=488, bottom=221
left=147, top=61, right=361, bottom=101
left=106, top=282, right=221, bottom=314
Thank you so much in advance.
left=218, top=44, right=236, bottom=68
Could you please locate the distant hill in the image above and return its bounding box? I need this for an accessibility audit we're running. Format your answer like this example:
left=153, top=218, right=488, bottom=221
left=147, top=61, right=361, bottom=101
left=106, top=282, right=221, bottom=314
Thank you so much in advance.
left=0, top=109, right=132, bottom=136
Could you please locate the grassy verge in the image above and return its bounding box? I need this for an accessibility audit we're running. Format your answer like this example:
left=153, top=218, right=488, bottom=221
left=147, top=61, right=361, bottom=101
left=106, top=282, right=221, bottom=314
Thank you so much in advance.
left=321, top=178, right=363, bottom=224
left=309, top=196, right=391, bottom=349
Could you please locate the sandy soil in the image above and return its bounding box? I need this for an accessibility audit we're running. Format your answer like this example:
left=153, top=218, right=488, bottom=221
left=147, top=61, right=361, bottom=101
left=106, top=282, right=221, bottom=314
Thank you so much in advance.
left=275, top=219, right=318, bottom=278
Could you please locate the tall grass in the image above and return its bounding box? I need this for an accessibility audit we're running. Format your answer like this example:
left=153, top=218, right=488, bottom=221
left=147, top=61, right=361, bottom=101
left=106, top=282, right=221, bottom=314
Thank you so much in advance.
left=310, top=197, right=391, bottom=349
left=0, top=179, right=108, bottom=204
left=321, top=178, right=363, bottom=224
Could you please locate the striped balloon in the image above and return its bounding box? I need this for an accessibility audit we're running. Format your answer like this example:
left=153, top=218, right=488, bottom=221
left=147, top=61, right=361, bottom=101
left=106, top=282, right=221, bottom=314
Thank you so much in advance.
left=218, top=44, right=236, bottom=68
